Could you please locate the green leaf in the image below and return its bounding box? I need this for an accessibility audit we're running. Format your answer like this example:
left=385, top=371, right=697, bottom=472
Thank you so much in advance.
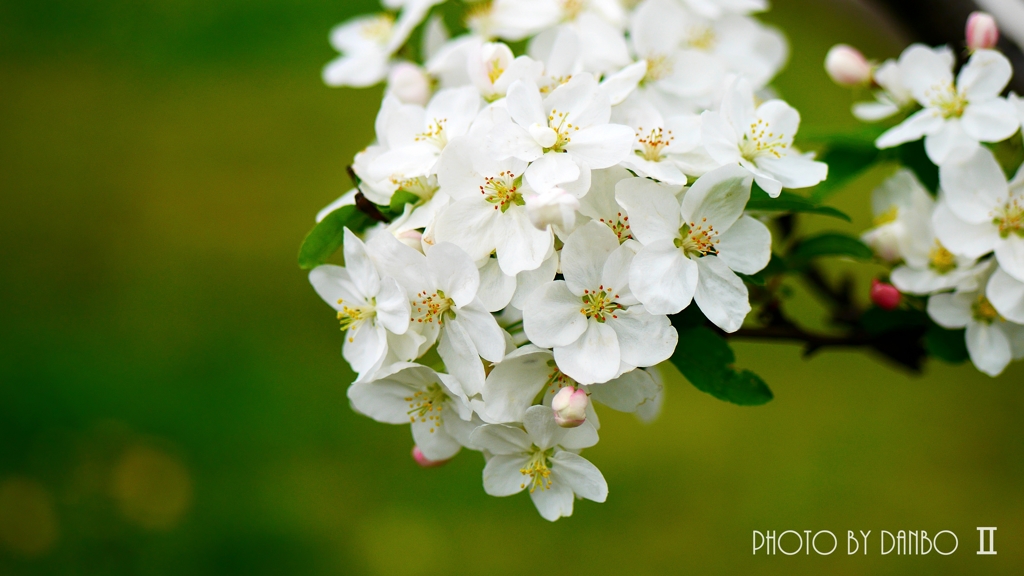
left=669, top=324, right=773, bottom=406
left=925, top=324, right=969, bottom=364
left=810, top=141, right=880, bottom=201
left=297, top=205, right=371, bottom=270
left=388, top=190, right=421, bottom=215
left=787, top=233, right=873, bottom=268
left=746, top=185, right=851, bottom=222
left=895, top=139, right=939, bottom=194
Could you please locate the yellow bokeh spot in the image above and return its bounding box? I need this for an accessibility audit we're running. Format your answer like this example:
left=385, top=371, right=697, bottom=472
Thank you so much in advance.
left=0, top=477, right=59, bottom=557
left=111, top=445, right=193, bottom=530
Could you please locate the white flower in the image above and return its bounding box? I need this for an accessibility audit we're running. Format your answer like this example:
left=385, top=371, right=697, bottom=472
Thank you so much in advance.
left=928, top=267, right=1024, bottom=377
left=577, top=166, right=639, bottom=243
left=368, top=86, right=481, bottom=187
left=864, top=172, right=987, bottom=294
left=433, top=136, right=555, bottom=276
left=701, top=78, right=827, bottom=197
left=522, top=221, right=678, bottom=384
left=386, top=62, right=432, bottom=105
left=853, top=45, right=954, bottom=122
left=309, top=229, right=413, bottom=380
left=680, top=0, right=767, bottom=19
left=470, top=405, right=607, bottom=521
left=322, top=1, right=439, bottom=88
left=614, top=96, right=704, bottom=185
left=480, top=345, right=662, bottom=425
left=367, top=233, right=508, bottom=395
left=936, top=147, right=1024, bottom=283
left=861, top=169, right=933, bottom=263
left=525, top=187, right=580, bottom=231
left=348, top=363, right=479, bottom=461
left=875, top=47, right=1019, bottom=164
left=618, top=166, right=771, bottom=331
left=468, top=41, right=544, bottom=102
left=489, top=74, right=635, bottom=194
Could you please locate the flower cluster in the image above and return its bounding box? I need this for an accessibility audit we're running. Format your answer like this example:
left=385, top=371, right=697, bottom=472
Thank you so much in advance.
left=832, top=12, right=1024, bottom=377
left=311, top=0, right=826, bottom=520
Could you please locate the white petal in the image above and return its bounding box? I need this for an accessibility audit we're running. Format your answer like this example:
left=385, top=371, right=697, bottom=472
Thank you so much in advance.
left=939, top=146, right=1009, bottom=224
left=309, top=265, right=362, bottom=311
left=852, top=100, right=900, bottom=122
left=932, top=200, right=999, bottom=258
left=426, top=242, right=480, bottom=307
left=875, top=108, right=944, bottom=149
left=476, top=257, right=517, bottom=312
left=376, top=276, right=411, bottom=334
left=347, top=364, right=437, bottom=424
left=754, top=155, right=828, bottom=190
left=966, top=321, right=1012, bottom=377
left=496, top=208, right=554, bottom=276
left=561, top=221, right=619, bottom=294
left=412, top=420, right=462, bottom=461
left=433, top=199, right=501, bottom=262
left=680, top=164, right=753, bottom=232
left=506, top=78, right=546, bottom=127
left=482, top=454, right=531, bottom=496
left=924, top=120, right=978, bottom=165
left=614, top=177, right=682, bottom=245
left=994, top=235, right=1024, bottom=283
left=529, top=475, right=575, bottom=521
left=565, top=124, right=635, bottom=169
left=629, top=240, right=698, bottom=315
left=694, top=256, right=750, bottom=333
left=926, top=292, right=972, bottom=329
left=551, top=451, right=608, bottom=502
left=525, top=153, right=581, bottom=193
left=470, top=423, right=532, bottom=455
left=452, top=301, right=506, bottom=363
left=554, top=319, right=621, bottom=385
left=988, top=266, right=1024, bottom=324
left=900, top=45, right=955, bottom=104
left=511, top=252, right=559, bottom=309
left=344, top=323, right=387, bottom=374
left=587, top=369, right=661, bottom=413
left=962, top=98, right=1020, bottom=143
left=523, top=404, right=565, bottom=450
left=523, top=281, right=588, bottom=348
left=607, top=308, right=678, bottom=368
left=437, top=318, right=486, bottom=396
left=601, top=242, right=638, bottom=299
left=600, top=61, right=647, bottom=105
left=489, top=121, right=544, bottom=162
left=699, top=110, right=742, bottom=165
left=716, top=215, right=772, bottom=275
left=482, top=346, right=552, bottom=424
left=958, top=49, right=1013, bottom=100
left=322, top=52, right=390, bottom=88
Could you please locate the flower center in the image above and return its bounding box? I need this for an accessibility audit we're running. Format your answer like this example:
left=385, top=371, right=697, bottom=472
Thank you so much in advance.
left=873, top=206, right=899, bottom=227
left=486, top=57, right=505, bottom=84
left=392, top=175, right=440, bottom=203
left=415, top=118, right=448, bottom=148
left=519, top=447, right=554, bottom=493
left=740, top=119, right=788, bottom=161
left=412, top=289, right=455, bottom=325
left=580, top=287, right=623, bottom=323
left=687, top=26, right=716, bottom=51
left=928, top=241, right=957, bottom=274
left=635, top=126, right=674, bottom=162
left=544, top=109, right=579, bottom=152
left=561, top=0, right=584, bottom=20
left=993, top=198, right=1024, bottom=238
left=643, top=54, right=673, bottom=84
left=972, top=294, right=1003, bottom=324
left=675, top=220, right=719, bottom=258
left=479, top=171, right=524, bottom=212
left=336, top=298, right=376, bottom=340
left=598, top=212, right=632, bottom=243
left=925, top=82, right=967, bottom=118
left=360, top=14, right=394, bottom=45
left=405, top=383, right=448, bottom=432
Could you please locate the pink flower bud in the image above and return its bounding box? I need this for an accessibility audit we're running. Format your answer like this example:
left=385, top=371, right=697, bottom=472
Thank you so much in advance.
left=870, top=279, right=902, bottom=311
left=387, top=63, right=431, bottom=106
left=824, top=44, right=872, bottom=87
left=411, top=446, right=449, bottom=468
left=966, top=12, right=999, bottom=51
left=552, top=386, right=588, bottom=428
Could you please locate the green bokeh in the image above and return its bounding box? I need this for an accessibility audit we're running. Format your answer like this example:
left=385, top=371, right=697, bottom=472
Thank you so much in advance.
left=1, top=1, right=1022, bottom=574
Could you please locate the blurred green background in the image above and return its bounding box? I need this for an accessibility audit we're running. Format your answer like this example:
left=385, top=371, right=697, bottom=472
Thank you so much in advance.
left=1, top=1, right=1022, bottom=574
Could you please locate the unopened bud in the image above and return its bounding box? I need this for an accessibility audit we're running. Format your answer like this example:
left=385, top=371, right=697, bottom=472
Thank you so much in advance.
left=966, top=12, right=999, bottom=51
left=825, top=44, right=872, bottom=87
left=526, top=188, right=579, bottom=230
left=412, top=445, right=449, bottom=468
left=552, top=386, right=588, bottom=428
left=388, top=63, right=431, bottom=106
left=870, top=278, right=902, bottom=311
left=395, top=229, right=424, bottom=253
